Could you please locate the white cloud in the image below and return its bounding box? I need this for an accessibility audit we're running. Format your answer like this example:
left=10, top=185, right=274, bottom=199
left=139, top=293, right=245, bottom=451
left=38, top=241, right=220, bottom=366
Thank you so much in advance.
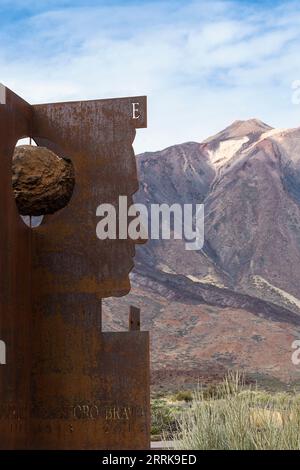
left=0, top=1, right=300, bottom=153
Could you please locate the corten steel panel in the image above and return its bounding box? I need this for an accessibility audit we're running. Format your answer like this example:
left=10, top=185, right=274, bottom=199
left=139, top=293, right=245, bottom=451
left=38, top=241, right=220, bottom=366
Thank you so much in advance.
left=0, top=87, right=32, bottom=449
left=30, top=331, right=150, bottom=450
left=31, top=95, right=147, bottom=299
left=0, top=85, right=150, bottom=449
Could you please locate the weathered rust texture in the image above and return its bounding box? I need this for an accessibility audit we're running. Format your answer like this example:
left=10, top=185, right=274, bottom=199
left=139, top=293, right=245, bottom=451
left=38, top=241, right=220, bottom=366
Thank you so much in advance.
left=0, top=86, right=32, bottom=449
left=31, top=95, right=147, bottom=298
left=0, top=85, right=149, bottom=449
left=30, top=324, right=150, bottom=450
left=129, top=306, right=141, bottom=331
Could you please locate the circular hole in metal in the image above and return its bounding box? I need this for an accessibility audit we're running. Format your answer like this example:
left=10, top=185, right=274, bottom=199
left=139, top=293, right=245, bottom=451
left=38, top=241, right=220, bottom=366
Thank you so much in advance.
left=12, top=138, right=75, bottom=228
left=20, top=215, right=44, bottom=228
left=15, top=138, right=43, bottom=228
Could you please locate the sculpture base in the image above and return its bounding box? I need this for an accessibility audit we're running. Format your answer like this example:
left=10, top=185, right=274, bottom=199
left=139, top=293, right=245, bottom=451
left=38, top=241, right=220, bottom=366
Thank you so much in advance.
left=0, top=331, right=150, bottom=450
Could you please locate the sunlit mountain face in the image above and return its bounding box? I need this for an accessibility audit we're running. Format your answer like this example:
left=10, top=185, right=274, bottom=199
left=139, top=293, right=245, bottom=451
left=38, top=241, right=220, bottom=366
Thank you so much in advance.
left=104, top=119, right=300, bottom=391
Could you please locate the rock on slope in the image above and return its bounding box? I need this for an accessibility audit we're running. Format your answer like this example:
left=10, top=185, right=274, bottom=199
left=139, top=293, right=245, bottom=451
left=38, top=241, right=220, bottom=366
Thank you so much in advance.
left=104, top=119, right=300, bottom=390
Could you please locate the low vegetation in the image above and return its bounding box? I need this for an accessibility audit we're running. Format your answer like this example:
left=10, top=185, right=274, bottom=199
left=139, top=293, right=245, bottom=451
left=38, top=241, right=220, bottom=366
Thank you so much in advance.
left=151, top=372, right=300, bottom=449
left=172, top=372, right=300, bottom=450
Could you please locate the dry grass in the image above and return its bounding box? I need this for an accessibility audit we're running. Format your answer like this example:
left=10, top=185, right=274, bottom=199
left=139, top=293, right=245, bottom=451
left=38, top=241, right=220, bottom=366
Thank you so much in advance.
left=171, top=372, right=300, bottom=450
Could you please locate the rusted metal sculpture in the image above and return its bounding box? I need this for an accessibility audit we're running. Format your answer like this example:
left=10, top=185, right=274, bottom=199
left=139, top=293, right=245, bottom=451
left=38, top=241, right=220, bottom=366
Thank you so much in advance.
left=0, top=84, right=149, bottom=449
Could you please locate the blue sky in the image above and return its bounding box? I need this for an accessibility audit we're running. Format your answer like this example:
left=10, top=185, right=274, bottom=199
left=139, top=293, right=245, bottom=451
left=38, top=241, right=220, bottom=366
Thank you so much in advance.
left=1, top=0, right=300, bottom=152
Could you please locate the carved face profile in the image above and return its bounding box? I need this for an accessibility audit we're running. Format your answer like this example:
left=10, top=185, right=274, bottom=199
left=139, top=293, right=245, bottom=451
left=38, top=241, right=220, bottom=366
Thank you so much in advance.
left=29, top=97, right=147, bottom=321
left=1, top=86, right=146, bottom=334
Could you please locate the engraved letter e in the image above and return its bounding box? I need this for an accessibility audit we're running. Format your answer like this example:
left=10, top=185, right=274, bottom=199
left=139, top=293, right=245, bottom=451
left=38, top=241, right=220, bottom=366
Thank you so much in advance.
left=132, top=102, right=140, bottom=120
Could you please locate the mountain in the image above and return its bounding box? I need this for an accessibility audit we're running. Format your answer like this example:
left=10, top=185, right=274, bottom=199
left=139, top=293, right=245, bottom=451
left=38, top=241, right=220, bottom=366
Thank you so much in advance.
left=103, top=119, right=300, bottom=391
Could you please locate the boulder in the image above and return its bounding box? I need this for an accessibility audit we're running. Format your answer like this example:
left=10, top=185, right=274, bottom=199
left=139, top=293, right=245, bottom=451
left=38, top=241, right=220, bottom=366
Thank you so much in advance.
left=12, top=145, right=75, bottom=216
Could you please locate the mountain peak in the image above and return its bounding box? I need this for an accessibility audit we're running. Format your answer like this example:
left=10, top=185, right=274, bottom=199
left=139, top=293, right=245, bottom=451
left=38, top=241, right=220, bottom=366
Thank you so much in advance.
left=203, top=118, right=273, bottom=144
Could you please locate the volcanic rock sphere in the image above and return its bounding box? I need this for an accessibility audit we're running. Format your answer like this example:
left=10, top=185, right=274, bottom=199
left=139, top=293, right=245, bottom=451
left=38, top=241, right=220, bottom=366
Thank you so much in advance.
left=12, top=145, right=75, bottom=216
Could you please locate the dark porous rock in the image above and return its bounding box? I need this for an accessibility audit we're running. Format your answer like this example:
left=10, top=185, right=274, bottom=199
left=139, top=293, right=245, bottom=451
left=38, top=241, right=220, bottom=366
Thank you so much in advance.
left=12, top=145, right=75, bottom=216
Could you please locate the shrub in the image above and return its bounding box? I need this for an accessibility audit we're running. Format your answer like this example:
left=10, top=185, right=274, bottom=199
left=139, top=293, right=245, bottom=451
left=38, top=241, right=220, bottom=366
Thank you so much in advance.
left=151, top=399, right=179, bottom=439
left=171, top=391, right=193, bottom=403
left=170, top=372, right=300, bottom=450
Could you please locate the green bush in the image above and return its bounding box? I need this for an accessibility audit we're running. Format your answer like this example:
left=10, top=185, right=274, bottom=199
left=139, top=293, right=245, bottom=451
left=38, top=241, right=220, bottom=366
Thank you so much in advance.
left=151, top=399, right=180, bottom=439
left=171, top=391, right=193, bottom=403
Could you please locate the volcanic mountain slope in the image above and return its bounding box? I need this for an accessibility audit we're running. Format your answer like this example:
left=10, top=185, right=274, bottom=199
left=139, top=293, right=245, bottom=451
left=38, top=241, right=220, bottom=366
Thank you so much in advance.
left=103, top=119, right=300, bottom=389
